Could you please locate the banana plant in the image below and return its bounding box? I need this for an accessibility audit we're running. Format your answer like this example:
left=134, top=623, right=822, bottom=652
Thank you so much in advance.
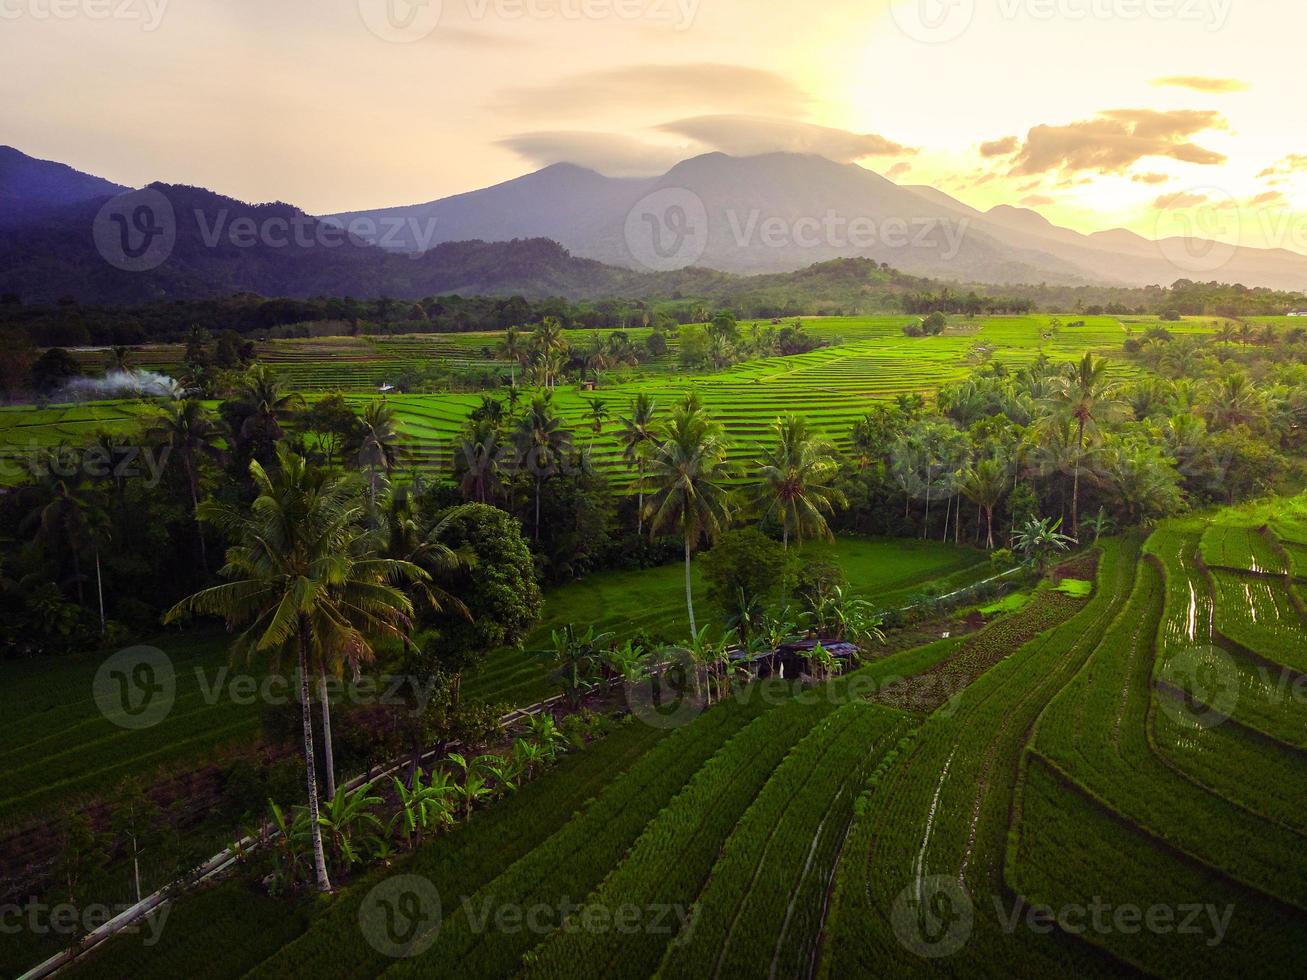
left=389, top=768, right=456, bottom=851
left=453, top=772, right=493, bottom=820
left=512, top=738, right=551, bottom=781
left=265, top=799, right=311, bottom=892
left=526, top=714, right=566, bottom=759
left=316, top=783, right=384, bottom=873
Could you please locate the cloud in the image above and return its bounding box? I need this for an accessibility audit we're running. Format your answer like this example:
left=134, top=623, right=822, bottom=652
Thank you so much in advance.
left=979, top=136, right=1019, bottom=158
left=1257, top=154, right=1307, bottom=179
left=656, top=115, right=915, bottom=161
left=1153, top=191, right=1210, bottom=210
left=1131, top=172, right=1171, bottom=185
left=1151, top=76, right=1250, bottom=93
left=1248, top=190, right=1285, bottom=207
left=492, top=64, right=808, bottom=118
left=1003, top=109, right=1227, bottom=176
left=496, top=131, right=686, bottom=176
left=1020, top=195, right=1056, bottom=207
left=886, top=161, right=913, bottom=179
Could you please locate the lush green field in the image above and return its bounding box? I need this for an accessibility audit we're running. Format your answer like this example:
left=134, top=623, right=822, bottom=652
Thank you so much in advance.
left=0, top=537, right=980, bottom=828
left=33, top=500, right=1307, bottom=979
left=2, top=313, right=1214, bottom=485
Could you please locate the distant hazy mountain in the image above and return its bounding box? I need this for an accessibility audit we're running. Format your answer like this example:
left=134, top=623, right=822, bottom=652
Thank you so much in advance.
left=3, top=144, right=1306, bottom=302
left=329, top=151, right=1307, bottom=291
left=0, top=146, right=127, bottom=228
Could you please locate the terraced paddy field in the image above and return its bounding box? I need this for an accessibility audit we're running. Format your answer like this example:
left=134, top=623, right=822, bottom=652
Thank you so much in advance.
left=0, top=537, right=978, bottom=831
left=6, top=314, right=1215, bottom=486
left=39, top=497, right=1307, bottom=980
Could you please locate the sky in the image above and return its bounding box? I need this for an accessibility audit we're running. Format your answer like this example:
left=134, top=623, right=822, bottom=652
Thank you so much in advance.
left=2, top=0, right=1304, bottom=253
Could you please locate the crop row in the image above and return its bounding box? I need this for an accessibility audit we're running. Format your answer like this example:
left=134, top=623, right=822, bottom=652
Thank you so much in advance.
left=513, top=696, right=835, bottom=980
left=819, top=538, right=1139, bottom=977
left=64, top=711, right=668, bottom=980
left=657, top=702, right=907, bottom=979
left=1009, top=757, right=1307, bottom=978
left=1209, top=569, right=1307, bottom=673
left=1199, top=523, right=1286, bottom=576
left=1028, top=554, right=1307, bottom=910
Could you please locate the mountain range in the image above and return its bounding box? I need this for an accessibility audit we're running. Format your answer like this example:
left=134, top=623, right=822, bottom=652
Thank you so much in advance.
left=1, top=144, right=1305, bottom=305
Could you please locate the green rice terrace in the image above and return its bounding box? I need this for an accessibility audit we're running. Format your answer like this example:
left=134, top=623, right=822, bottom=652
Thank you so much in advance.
left=1, top=313, right=1208, bottom=484
left=11, top=500, right=1307, bottom=979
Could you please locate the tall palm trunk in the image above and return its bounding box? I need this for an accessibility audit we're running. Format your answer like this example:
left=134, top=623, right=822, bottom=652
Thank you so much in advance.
left=636, top=460, right=645, bottom=536
left=184, top=453, right=207, bottom=566
left=534, top=476, right=542, bottom=541
left=684, top=535, right=697, bottom=635
left=319, top=665, right=337, bottom=801
left=94, top=547, right=105, bottom=634
left=298, top=621, right=332, bottom=892
left=1072, top=417, right=1085, bottom=539
left=985, top=506, right=995, bottom=550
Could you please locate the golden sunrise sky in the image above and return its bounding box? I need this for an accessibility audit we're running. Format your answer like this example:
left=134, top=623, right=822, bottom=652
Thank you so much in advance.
left=2, top=0, right=1303, bottom=252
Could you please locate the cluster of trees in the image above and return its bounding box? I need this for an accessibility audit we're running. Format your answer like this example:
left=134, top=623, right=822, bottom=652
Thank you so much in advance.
left=677, top=314, right=823, bottom=371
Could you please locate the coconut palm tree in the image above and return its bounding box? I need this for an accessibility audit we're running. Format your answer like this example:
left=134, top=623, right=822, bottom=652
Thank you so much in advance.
left=166, top=448, right=425, bottom=892
left=20, top=452, right=109, bottom=624
left=957, top=455, right=1007, bottom=549
left=644, top=402, right=734, bottom=634
left=235, top=363, right=304, bottom=449
left=352, top=400, right=404, bottom=511
left=108, top=345, right=134, bottom=373
left=751, top=415, right=846, bottom=550
left=583, top=396, right=608, bottom=450
left=458, top=422, right=503, bottom=505
left=1042, top=353, right=1128, bottom=538
left=618, top=394, right=659, bottom=535
left=148, top=398, right=224, bottom=565
left=497, top=327, right=528, bottom=384
left=529, top=317, right=567, bottom=390
left=512, top=395, right=573, bottom=540
left=1202, top=373, right=1265, bottom=430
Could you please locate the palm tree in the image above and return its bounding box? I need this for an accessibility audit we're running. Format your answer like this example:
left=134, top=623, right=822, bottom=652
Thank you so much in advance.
left=148, top=398, right=224, bottom=565
left=583, top=396, right=608, bottom=449
left=1042, top=353, right=1127, bottom=539
left=751, top=415, right=846, bottom=551
left=583, top=334, right=610, bottom=386
left=617, top=394, right=659, bottom=535
left=529, top=317, right=567, bottom=390
left=458, top=423, right=503, bottom=505
left=512, top=395, right=573, bottom=541
left=166, top=448, right=425, bottom=892
left=957, top=456, right=1007, bottom=549
left=644, top=402, right=734, bottom=634
left=108, top=345, right=133, bottom=373
left=497, top=327, right=527, bottom=384
left=352, top=400, right=403, bottom=511
left=20, top=453, right=109, bottom=625
left=235, top=363, right=304, bottom=449
left=1202, top=374, right=1265, bottom=430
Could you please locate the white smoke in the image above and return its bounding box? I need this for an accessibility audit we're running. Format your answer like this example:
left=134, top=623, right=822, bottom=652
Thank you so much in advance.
left=61, top=370, right=182, bottom=400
